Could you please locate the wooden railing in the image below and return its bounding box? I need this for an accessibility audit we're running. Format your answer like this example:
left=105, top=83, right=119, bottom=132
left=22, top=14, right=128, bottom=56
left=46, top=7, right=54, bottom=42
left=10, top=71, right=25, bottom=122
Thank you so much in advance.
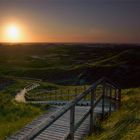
left=23, top=77, right=121, bottom=140
left=25, top=86, right=88, bottom=102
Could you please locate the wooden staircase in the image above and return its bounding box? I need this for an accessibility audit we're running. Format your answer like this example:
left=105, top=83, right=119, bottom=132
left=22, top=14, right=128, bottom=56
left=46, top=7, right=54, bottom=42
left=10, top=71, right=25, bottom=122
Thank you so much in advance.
left=8, top=77, right=121, bottom=140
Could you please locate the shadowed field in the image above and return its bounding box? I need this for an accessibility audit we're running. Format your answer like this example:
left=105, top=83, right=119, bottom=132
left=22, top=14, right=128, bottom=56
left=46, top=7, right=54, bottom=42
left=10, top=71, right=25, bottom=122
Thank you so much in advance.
left=0, top=43, right=140, bottom=139
left=87, top=88, right=140, bottom=140
left=0, top=43, right=140, bottom=88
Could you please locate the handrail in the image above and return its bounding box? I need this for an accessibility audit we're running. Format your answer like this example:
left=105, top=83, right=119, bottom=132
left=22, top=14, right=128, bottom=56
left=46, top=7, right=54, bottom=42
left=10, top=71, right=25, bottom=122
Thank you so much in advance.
left=21, top=77, right=121, bottom=140
left=74, top=95, right=102, bottom=132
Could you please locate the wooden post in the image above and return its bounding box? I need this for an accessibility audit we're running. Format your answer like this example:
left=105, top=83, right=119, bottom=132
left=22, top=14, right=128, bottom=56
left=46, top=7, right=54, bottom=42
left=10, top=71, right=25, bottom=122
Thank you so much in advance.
left=94, top=89, right=96, bottom=102
left=107, top=86, right=110, bottom=97
left=55, top=90, right=57, bottom=101
left=102, top=82, right=105, bottom=120
left=118, top=89, right=121, bottom=102
left=109, top=87, right=112, bottom=115
left=75, top=88, right=77, bottom=97
left=60, top=90, right=63, bottom=101
left=68, top=89, right=70, bottom=101
left=84, top=85, right=86, bottom=91
left=49, top=92, right=51, bottom=101
left=69, top=106, right=75, bottom=140
left=117, top=89, right=121, bottom=109
left=115, top=89, right=117, bottom=100
left=89, top=90, right=95, bottom=134
left=105, top=86, right=107, bottom=96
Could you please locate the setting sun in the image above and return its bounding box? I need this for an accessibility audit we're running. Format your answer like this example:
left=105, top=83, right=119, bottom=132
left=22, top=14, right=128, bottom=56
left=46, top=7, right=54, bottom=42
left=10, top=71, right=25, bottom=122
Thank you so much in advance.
left=3, top=24, right=22, bottom=43
left=6, top=25, right=19, bottom=39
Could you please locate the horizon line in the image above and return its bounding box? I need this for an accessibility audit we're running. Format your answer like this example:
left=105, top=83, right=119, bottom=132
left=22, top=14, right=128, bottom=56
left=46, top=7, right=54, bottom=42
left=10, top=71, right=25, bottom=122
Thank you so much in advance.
left=0, top=41, right=140, bottom=45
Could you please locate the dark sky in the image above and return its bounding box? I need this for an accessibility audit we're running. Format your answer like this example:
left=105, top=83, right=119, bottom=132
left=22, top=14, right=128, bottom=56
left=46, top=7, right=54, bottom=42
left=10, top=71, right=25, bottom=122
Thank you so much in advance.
left=0, top=0, right=140, bottom=43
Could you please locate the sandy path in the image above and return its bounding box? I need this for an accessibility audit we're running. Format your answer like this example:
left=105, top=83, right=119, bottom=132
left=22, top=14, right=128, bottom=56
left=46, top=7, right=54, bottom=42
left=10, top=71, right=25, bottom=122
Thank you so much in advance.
left=15, top=88, right=27, bottom=102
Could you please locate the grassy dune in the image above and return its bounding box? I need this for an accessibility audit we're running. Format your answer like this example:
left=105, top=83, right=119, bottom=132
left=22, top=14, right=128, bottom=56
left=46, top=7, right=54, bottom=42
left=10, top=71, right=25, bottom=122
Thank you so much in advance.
left=0, top=103, right=42, bottom=140
left=0, top=80, right=47, bottom=140
left=0, top=44, right=140, bottom=139
left=0, top=44, right=140, bottom=87
left=87, top=88, right=140, bottom=140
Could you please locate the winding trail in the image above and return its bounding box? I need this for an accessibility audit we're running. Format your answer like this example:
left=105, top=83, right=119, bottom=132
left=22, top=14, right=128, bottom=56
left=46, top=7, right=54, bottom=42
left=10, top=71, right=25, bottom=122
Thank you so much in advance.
left=9, top=78, right=121, bottom=140
left=15, top=88, right=27, bottom=102
left=15, top=83, right=40, bottom=103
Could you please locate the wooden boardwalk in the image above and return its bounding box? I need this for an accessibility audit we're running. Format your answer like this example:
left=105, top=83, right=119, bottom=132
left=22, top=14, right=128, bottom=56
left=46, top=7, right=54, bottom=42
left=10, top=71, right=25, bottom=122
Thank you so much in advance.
left=33, top=106, right=91, bottom=140
left=7, top=98, right=116, bottom=140
left=8, top=77, right=121, bottom=140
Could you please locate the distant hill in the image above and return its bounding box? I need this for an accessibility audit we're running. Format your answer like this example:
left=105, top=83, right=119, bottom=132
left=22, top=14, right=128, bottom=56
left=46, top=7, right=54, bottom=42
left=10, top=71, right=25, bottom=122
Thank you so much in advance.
left=87, top=87, right=140, bottom=140
left=0, top=43, right=140, bottom=88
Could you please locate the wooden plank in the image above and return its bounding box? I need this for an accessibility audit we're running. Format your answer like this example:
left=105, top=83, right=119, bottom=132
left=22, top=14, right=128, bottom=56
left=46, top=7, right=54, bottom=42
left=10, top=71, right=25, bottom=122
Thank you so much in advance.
left=8, top=77, right=121, bottom=140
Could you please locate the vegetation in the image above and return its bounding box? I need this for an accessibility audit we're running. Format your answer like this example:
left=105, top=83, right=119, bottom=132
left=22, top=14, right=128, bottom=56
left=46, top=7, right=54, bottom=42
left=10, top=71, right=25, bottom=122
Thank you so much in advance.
left=87, top=88, right=140, bottom=140
left=0, top=79, right=47, bottom=140
left=26, top=84, right=90, bottom=101
left=0, top=78, right=88, bottom=139
left=0, top=44, right=140, bottom=87
left=0, top=44, right=140, bottom=139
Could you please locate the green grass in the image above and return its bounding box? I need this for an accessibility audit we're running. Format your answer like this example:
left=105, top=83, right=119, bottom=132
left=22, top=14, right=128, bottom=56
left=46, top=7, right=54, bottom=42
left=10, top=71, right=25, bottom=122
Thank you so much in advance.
left=0, top=78, right=89, bottom=139
left=0, top=44, right=140, bottom=139
left=0, top=79, right=48, bottom=140
left=87, top=88, right=140, bottom=140
left=26, top=84, right=91, bottom=101
left=0, top=102, right=43, bottom=140
left=0, top=44, right=140, bottom=87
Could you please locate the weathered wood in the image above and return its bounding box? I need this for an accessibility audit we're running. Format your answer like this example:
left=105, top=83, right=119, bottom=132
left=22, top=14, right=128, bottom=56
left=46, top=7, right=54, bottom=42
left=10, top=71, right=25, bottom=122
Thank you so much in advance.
left=68, top=89, right=70, bottom=101
left=8, top=101, right=116, bottom=140
left=75, top=88, right=78, bottom=97
left=109, top=87, right=112, bottom=114
left=118, top=89, right=121, bottom=102
left=89, top=90, right=94, bottom=134
left=55, top=90, right=57, bottom=101
left=69, top=106, right=75, bottom=140
left=8, top=77, right=121, bottom=140
left=74, top=109, right=90, bottom=132
left=102, top=82, right=105, bottom=120
left=115, top=89, right=117, bottom=100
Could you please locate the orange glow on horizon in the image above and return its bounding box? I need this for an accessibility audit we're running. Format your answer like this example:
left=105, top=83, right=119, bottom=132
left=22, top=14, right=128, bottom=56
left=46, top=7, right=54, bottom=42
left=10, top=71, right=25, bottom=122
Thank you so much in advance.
left=1, top=22, right=32, bottom=43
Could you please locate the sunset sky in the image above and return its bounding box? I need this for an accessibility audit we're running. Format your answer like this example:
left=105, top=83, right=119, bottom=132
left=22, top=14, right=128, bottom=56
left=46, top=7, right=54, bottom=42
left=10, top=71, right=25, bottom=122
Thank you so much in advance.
left=0, top=0, right=140, bottom=43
